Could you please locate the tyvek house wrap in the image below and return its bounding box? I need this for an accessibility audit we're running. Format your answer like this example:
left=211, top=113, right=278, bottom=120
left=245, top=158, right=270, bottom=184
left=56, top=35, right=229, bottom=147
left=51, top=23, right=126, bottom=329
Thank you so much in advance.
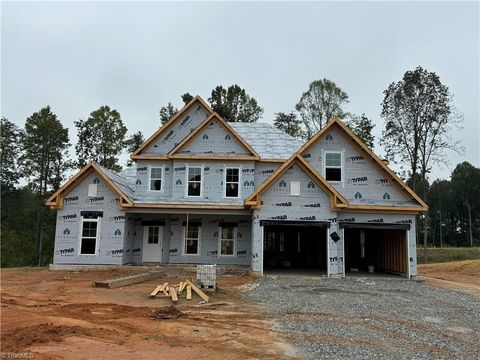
left=303, top=127, right=417, bottom=207
left=251, top=163, right=336, bottom=272
left=143, top=104, right=210, bottom=155
left=53, top=172, right=130, bottom=265
left=175, top=118, right=252, bottom=156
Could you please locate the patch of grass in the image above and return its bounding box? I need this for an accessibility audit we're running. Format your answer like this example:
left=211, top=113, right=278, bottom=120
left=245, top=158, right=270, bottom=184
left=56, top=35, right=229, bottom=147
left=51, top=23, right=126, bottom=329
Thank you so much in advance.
left=417, top=247, right=480, bottom=264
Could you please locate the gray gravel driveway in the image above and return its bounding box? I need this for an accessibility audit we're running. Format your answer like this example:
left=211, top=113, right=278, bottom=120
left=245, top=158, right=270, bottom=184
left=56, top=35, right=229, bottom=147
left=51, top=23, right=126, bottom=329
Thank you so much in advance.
left=247, top=275, right=480, bottom=360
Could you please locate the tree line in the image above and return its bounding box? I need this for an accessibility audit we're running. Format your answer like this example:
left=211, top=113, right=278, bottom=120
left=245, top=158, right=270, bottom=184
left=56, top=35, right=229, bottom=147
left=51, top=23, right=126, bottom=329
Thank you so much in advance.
left=1, top=67, right=477, bottom=267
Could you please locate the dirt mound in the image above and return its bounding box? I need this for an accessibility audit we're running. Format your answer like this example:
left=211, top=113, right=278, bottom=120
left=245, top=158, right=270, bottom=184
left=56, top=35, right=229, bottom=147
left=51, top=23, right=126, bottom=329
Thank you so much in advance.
left=1, top=323, right=117, bottom=352
left=153, top=306, right=183, bottom=320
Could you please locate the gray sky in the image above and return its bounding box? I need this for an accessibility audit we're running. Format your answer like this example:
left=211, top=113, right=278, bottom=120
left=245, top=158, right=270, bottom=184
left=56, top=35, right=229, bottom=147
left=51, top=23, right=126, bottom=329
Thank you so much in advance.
left=2, top=1, right=479, bottom=181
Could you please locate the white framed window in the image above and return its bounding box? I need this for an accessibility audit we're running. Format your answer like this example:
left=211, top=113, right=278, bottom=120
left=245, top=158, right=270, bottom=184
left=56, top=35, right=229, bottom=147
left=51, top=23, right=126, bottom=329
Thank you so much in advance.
left=187, top=166, right=202, bottom=197
left=324, top=152, right=342, bottom=182
left=290, top=181, right=301, bottom=196
left=225, top=168, right=240, bottom=198
left=79, top=217, right=100, bottom=255
left=184, top=223, right=200, bottom=255
left=219, top=226, right=235, bottom=256
left=149, top=166, right=163, bottom=191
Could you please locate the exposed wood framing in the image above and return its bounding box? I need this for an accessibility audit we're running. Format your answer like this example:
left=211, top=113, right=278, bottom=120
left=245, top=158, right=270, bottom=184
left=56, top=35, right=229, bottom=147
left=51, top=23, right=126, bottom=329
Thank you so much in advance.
left=45, top=162, right=133, bottom=210
left=296, top=117, right=428, bottom=212
left=244, top=153, right=348, bottom=210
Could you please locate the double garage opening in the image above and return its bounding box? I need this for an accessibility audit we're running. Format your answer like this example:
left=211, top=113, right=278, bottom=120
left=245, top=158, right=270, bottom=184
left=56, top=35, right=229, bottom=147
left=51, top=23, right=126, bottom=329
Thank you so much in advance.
left=261, top=220, right=410, bottom=277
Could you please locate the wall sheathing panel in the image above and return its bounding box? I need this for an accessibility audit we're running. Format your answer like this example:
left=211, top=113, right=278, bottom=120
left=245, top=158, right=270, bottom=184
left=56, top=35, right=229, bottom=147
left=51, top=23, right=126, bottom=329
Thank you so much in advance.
left=177, top=119, right=251, bottom=156
left=171, top=161, right=255, bottom=202
left=254, top=162, right=281, bottom=190
left=53, top=173, right=128, bottom=265
left=143, top=105, right=210, bottom=155
left=252, top=163, right=336, bottom=274
left=166, top=214, right=251, bottom=265
left=134, top=160, right=173, bottom=201
left=303, top=128, right=417, bottom=207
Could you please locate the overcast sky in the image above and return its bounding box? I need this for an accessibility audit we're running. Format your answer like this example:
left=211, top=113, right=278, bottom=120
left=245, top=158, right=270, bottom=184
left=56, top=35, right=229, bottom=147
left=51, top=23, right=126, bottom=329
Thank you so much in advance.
left=2, top=1, right=479, bottom=181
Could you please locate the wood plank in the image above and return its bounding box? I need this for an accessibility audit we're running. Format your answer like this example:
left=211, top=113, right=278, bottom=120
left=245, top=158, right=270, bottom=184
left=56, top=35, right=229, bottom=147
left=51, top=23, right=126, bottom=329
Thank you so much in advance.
left=93, top=271, right=164, bottom=289
left=186, top=285, right=192, bottom=300
left=185, top=279, right=209, bottom=303
left=149, top=284, right=164, bottom=297
left=170, top=286, right=178, bottom=302
left=178, top=282, right=186, bottom=295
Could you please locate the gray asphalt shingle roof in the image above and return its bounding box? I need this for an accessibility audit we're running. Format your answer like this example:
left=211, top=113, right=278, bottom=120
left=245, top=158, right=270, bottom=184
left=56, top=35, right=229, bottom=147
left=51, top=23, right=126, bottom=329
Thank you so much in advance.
left=229, top=122, right=303, bottom=160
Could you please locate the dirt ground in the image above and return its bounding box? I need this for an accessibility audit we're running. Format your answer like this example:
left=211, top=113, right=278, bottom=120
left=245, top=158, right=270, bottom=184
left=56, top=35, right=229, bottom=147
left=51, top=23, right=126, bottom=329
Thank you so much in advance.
left=1, top=267, right=291, bottom=360
left=418, top=259, right=480, bottom=297
left=2, top=262, right=479, bottom=359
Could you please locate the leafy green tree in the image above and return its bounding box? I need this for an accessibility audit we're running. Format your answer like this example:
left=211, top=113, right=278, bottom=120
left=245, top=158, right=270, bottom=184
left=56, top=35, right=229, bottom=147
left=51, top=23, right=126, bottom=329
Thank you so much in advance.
left=19, top=106, right=71, bottom=266
left=273, top=112, right=303, bottom=139
left=451, top=162, right=480, bottom=247
left=208, top=85, right=263, bottom=122
left=159, top=102, right=178, bottom=126
left=20, top=106, right=71, bottom=195
left=295, top=79, right=349, bottom=139
left=1, top=117, right=23, bottom=189
left=347, top=114, right=375, bottom=148
left=125, top=131, right=145, bottom=167
left=75, top=105, right=127, bottom=171
left=380, top=66, right=463, bottom=261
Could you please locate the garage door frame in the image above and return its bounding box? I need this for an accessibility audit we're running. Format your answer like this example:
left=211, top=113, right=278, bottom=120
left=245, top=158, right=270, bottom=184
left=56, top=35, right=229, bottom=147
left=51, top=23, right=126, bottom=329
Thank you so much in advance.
left=339, top=222, right=411, bottom=278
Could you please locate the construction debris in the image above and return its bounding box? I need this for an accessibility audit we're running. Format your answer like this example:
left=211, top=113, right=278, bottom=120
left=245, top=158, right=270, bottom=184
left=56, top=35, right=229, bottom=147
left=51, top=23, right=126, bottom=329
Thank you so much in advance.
left=153, top=306, right=182, bottom=320
left=149, top=279, right=210, bottom=303
left=93, top=270, right=164, bottom=289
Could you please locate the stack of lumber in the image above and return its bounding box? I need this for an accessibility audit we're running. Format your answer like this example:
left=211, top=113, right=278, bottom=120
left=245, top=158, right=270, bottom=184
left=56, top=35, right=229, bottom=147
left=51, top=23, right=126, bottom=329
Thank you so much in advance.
left=149, top=279, right=209, bottom=303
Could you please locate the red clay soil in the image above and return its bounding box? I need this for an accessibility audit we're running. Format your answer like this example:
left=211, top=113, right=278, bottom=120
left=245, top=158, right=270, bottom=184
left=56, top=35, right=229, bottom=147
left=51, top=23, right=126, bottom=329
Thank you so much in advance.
left=0, top=268, right=293, bottom=360
left=418, top=260, right=480, bottom=297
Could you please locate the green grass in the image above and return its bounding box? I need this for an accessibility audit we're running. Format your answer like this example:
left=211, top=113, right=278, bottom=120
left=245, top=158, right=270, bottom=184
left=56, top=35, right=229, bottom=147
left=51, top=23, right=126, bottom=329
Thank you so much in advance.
left=416, top=247, right=480, bottom=264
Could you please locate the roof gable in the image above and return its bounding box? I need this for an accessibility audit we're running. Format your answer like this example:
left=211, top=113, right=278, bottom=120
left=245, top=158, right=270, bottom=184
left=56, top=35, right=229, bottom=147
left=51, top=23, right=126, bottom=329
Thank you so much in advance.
left=168, top=113, right=259, bottom=160
left=131, top=96, right=213, bottom=158
left=46, top=162, right=133, bottom=209
left=245, top=154, right=348, bottom=209
left=298, top=118, right=428, bottom=211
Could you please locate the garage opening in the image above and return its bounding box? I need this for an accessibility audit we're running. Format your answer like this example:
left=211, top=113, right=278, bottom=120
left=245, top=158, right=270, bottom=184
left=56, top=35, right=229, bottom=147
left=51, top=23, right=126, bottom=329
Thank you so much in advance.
left=261, top=220, right=329, bottom=271
left=341, top=222, right=409, bottom=276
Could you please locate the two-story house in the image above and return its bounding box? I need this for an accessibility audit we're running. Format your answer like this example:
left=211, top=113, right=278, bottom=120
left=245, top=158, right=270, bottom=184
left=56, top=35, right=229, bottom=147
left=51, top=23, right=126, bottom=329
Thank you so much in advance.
left=47, top=96, right=427, bottom=278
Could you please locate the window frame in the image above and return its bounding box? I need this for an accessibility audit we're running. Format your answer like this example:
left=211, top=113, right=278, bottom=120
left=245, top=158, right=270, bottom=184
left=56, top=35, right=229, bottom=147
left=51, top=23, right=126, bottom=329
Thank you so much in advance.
left=79, top=216, right=101, bottom=256
left=224, top=167, right=241, bottom=199
left=219, top=225, right=236, bottom=257
left=186, top=165, right=203, bottom=198
left=324, top=151, right=343, bottom=183
left=148, top=165, right=164, bottom=192
left=146, top=226, right=161, bottom=244
left=183, top=223, right=201, bottom=255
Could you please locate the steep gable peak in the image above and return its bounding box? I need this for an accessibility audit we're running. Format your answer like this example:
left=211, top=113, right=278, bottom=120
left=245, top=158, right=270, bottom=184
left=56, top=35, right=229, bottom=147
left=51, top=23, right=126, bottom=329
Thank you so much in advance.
left=298, top=117, right=428, bottom=211
left=168, top=112, right=259, bottom=159
left=131, top=96, right=213, bottom=159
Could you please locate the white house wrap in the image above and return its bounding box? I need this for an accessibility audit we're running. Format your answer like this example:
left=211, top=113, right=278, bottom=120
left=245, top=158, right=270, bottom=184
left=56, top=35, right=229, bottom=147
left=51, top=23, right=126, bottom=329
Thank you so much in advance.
left=47, top=96, right=427, bottom=278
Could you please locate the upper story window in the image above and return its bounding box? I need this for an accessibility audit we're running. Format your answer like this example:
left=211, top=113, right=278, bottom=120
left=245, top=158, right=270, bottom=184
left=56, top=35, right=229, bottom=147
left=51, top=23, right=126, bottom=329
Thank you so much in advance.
left=325, top=152, right=342, bottom=182
left=187, top=166, right=202, bottom=197
left=225, top=168, right=239, bottom=198
left=150, top=167, right=163, bottom=191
